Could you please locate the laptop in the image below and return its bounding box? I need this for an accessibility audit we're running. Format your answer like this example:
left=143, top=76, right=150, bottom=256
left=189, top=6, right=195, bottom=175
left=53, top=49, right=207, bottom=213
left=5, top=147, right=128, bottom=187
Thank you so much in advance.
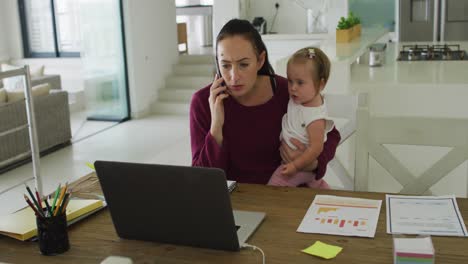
left=94, top=161, right=265, bottom=251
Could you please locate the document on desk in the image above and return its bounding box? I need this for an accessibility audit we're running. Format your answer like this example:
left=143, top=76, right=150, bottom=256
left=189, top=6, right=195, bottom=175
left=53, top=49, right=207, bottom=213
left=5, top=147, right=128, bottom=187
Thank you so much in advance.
left=386, top=194, right=468, bottom=237
left=297, top=195, right=382, bottom=237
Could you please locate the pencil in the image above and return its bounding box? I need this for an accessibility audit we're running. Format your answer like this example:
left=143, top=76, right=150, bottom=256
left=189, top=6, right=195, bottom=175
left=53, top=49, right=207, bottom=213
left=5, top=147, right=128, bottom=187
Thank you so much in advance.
left=44, top=198, right=53, bottom=217
left=61, top=197, right=70, bottom=214
left=25, top=184, right=41, bottom=214
left=57, top=192, right=70, bottom=215
left=35, top=189, right=42, bottom=206
left=24, top=194, right=43, bottom=218
left=50, top=184, right=61, bottom=215
left=54, top=182, right=68, bottom=216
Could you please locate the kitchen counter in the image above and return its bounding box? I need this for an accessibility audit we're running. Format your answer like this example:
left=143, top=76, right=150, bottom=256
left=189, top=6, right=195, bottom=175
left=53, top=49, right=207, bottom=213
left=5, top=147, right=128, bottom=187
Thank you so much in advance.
left=351, top=42, right=468, bottom=88
left=345, top=41, right=468, bottom=198
left=350, top=42, right=468, bottom=118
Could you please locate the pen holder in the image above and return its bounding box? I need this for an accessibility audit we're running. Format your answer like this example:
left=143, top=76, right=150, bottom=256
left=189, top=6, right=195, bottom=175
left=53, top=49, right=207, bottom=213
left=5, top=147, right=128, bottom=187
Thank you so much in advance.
left=36, top=210, right=70, bottom=255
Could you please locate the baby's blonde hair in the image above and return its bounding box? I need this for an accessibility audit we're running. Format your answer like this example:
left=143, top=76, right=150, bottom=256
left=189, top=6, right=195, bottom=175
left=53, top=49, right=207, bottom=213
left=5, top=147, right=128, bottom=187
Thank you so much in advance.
left=287, top=47, right=331, bottom=89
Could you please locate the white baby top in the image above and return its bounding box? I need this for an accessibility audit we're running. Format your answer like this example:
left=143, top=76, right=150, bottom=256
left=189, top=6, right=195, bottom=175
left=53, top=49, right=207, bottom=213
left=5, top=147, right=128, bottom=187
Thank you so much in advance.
left=280, top=98, right=335, bottom=150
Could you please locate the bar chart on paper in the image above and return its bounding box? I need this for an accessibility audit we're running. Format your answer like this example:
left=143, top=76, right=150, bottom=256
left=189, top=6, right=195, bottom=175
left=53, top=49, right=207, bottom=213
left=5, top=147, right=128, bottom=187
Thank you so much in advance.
left=297, top=195, right=382, bottom=237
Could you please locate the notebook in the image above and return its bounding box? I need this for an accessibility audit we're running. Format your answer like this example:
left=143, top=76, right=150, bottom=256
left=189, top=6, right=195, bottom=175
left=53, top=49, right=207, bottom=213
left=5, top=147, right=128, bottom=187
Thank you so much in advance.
left=95, top=161, right=265, bottom=251
left=0, top=199, right=105, bottom=241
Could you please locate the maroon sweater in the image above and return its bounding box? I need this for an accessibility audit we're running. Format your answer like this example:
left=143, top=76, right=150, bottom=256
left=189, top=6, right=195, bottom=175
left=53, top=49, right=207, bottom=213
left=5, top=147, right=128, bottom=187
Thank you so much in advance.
left=190, top=75, right=341, bottom=184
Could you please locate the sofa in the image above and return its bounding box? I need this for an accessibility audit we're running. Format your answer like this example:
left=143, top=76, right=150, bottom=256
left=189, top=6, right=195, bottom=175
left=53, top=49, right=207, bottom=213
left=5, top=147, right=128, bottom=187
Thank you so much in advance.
left=0, top=74, right=72, bottom=171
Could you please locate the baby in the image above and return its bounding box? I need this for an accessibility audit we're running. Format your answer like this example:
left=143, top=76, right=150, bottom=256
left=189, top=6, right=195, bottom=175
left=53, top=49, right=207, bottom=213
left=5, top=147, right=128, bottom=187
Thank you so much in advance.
left=268, top=47, right=335, bottom=188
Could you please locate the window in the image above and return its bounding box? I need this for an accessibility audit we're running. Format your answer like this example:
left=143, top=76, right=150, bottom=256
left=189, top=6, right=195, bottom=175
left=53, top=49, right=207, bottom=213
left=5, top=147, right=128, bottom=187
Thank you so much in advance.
left=19, top=0, right=81, bottom=58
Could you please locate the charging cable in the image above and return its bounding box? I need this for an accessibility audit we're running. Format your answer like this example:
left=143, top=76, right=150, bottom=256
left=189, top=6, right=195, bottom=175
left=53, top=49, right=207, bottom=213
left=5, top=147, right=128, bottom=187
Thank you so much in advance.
left=270, top=3, right=280, bottom=34
left=242, top=243, right=265, bottom=264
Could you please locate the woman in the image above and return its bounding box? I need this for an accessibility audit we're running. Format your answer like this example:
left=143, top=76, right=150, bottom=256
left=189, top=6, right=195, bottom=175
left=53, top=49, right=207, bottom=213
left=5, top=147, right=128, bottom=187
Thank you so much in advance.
left=190, top=19, right=340, bottom=184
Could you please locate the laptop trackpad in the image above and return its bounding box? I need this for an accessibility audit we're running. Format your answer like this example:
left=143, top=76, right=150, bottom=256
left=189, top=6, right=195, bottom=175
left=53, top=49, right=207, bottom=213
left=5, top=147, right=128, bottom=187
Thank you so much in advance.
left=233, top=210, right=266, bottom=245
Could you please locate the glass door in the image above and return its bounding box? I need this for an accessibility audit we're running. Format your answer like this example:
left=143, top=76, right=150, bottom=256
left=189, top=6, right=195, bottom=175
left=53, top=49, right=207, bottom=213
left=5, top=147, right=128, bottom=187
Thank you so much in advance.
left=79, top=0, right=130, bottom=121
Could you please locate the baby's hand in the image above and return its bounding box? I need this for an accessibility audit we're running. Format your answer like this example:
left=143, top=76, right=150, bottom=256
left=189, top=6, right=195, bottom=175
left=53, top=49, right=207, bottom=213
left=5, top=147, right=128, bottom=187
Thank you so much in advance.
left=281, top=163, right=298, bottom=177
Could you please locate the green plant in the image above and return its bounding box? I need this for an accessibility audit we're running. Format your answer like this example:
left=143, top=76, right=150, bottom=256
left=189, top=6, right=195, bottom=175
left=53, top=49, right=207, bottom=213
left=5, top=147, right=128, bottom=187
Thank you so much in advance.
left=337, top=16, right=352, bottom=30
left=348, top=12, right=361, bottom=26
left=337, top=12, right=362, bottom=30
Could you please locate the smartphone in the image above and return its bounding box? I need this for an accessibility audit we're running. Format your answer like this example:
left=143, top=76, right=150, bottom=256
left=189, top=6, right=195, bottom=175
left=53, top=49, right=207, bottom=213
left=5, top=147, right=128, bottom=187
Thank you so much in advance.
left=214, top=56, right=226, bottom=87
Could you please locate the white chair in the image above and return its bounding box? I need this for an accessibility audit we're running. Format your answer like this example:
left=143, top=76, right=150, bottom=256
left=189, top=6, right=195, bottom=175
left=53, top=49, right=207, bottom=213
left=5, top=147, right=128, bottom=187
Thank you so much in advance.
left=325, top=93, right=358, bottom=190
left=354, top=93, right=468, bottom=196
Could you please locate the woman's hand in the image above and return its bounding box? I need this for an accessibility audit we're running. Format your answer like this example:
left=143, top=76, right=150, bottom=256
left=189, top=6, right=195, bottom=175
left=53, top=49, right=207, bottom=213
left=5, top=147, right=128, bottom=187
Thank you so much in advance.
left=280, top=138, right=318, bottom=171
left=209, top=74, right=229, bottom=146
left=280, top=138, right=305, bottom=163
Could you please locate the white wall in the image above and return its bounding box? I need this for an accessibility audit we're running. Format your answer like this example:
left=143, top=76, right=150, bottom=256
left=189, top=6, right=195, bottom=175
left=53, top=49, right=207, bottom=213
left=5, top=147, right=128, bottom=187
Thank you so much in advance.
left=0, top=1, right=8, bottom=61
left=2, top=0, right=23, bottom=59
left=123, top=0, right=179, bottom=118
left=244, top=0, right=347, bottom=34
left=0, top=0, right=21, bottom=61
left=213, top=0, right=240, bottom=43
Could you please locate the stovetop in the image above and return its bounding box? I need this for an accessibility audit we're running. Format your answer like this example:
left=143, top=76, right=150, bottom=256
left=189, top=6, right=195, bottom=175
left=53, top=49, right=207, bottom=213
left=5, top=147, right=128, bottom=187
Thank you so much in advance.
left=397, top=44, right=468, bottom=61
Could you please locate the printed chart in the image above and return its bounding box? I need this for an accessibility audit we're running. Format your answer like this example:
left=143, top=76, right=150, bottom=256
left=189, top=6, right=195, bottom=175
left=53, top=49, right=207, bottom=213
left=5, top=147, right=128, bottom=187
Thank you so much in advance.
left=297, top=195, right=382, bottom=237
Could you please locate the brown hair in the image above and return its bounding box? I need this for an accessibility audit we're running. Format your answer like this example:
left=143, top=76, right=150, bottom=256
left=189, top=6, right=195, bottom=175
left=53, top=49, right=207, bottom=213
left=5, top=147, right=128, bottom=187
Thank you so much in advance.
left=287, top=47, right=331, bottom=87
left=216, top=19, right=275, bottom=76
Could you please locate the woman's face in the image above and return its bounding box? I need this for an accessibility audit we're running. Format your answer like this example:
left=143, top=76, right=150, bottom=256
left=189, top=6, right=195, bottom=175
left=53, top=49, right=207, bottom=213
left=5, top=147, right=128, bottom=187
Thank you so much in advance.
left=217, top=35, right=265, bottom=99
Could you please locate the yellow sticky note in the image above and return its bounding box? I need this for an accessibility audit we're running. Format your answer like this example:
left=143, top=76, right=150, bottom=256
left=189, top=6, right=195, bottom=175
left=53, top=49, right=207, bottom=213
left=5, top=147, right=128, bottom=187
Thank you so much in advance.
left=301, top=241, right=343, bottom=259
left=86, top=162, right=95, bottom=170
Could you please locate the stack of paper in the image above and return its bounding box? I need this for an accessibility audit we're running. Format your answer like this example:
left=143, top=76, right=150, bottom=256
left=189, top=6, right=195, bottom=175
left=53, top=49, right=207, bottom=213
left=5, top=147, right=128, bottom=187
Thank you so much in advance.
left=393, top=236, right=434, bottom=264
left=0, top=199, right=105, bottom=241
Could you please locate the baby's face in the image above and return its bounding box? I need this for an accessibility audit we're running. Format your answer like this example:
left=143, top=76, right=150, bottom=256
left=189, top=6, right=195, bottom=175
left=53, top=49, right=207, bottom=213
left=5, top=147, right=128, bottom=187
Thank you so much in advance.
left=287, top=62, right=323, bottom=106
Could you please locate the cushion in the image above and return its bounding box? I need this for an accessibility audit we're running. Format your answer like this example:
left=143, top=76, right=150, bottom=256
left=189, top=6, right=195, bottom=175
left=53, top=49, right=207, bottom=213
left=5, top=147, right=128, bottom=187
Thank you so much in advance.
left=1, top=64, right=24, bottom=91
left=30, top=65, right=45, bottom=77
left=0, top=63, right=46, bottom=91
left=32, top=83, right=51, bottom=97
left=6, top=83, right=51, bottom=103
left=5, top=89, right=25, bottom=103
left=0, top=88, right=6, bottom=104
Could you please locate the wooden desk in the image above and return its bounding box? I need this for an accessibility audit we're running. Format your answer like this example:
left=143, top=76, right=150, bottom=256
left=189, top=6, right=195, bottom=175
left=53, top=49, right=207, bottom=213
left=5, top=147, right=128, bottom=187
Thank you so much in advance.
left=1, top=174, right=468, bottom=263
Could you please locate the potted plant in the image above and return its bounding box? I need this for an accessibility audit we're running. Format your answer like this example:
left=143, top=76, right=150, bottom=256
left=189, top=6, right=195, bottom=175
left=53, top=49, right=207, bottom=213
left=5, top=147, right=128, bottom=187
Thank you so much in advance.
left=348, top=12, right=361, bottom=37
left=336, top=16, right=353, bottom=43
left=336, top=13, right=362, bottom=43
